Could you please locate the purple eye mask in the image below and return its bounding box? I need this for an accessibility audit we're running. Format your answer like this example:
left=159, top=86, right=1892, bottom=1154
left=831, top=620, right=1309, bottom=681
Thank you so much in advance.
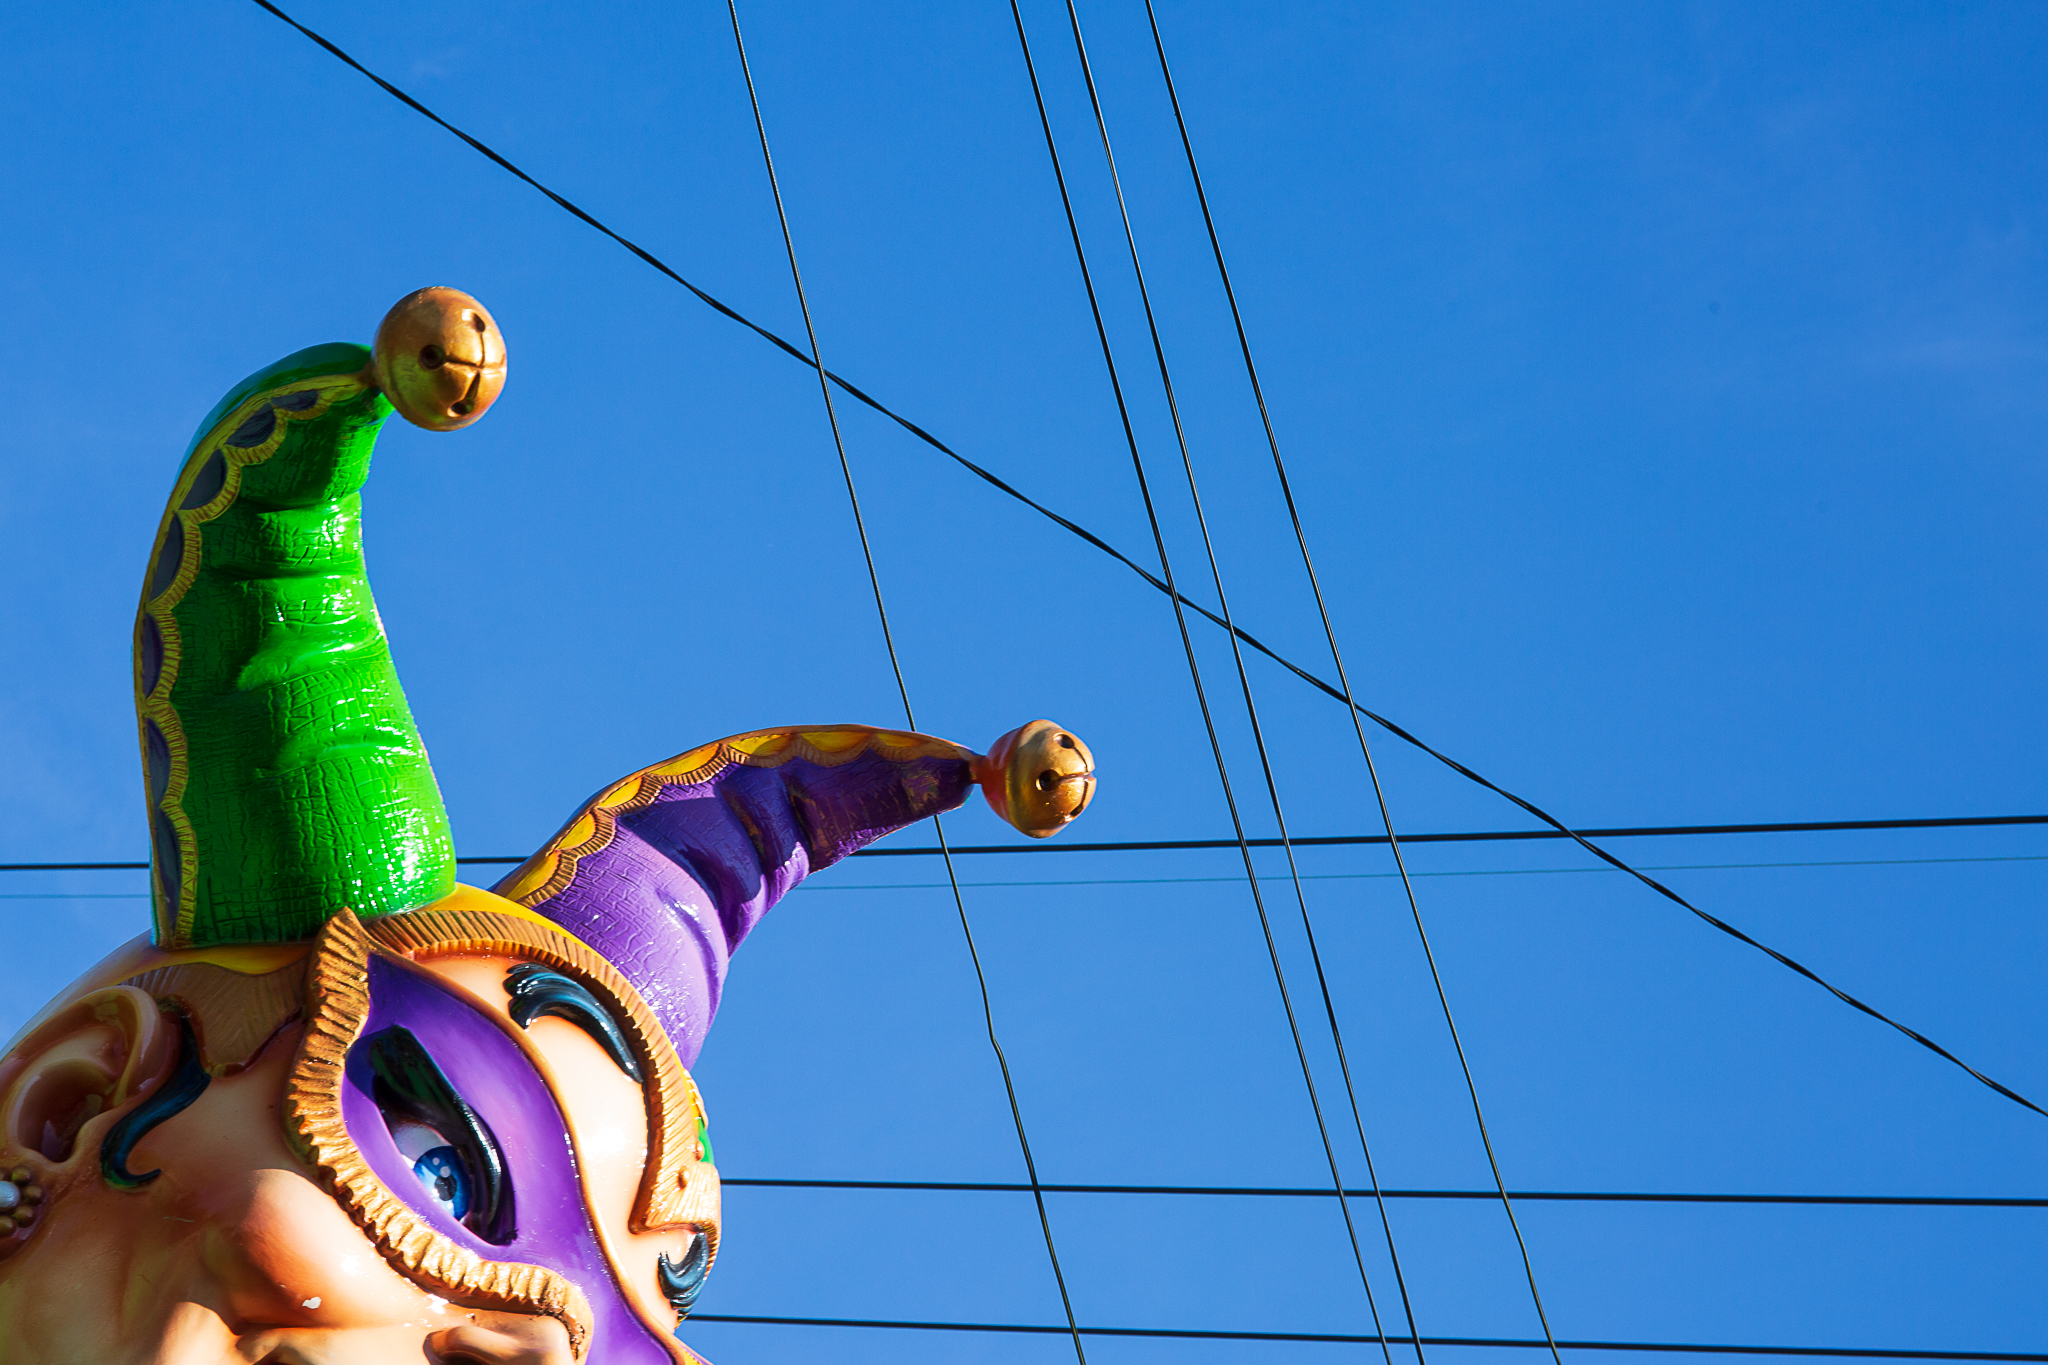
left=340, top=954, right=677, bottom=1364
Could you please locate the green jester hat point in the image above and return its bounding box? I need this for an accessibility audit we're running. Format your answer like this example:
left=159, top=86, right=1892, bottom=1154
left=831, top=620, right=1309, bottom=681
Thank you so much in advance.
left=134, top=288, right=508, bottom=950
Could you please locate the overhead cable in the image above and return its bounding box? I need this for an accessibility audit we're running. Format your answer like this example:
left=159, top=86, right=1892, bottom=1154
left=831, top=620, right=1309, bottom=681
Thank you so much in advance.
left=686, top=1315, right=2048, bottom=1360
left=839, top=813, right=2048, bottom=857
left=1004, top=0, right=1399, bottom=1353
left=721, top=1176, right=2048, bottom=1208
left=9, top=811, right=2048, bottom=874
left=11, top=850, right=2048, bottom=900
left=1051, top=0, right=1434, bottom=1357
left=1132, top=4, right=1557, bottom=1356
left=242, top=0, right=2048, bottom=1122
left=719, top=3, right=1088, bottom=1358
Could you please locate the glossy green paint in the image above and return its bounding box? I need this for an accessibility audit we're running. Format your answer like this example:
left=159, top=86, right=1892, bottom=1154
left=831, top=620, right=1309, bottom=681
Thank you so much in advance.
left=141, top=343, right=454, bottom=947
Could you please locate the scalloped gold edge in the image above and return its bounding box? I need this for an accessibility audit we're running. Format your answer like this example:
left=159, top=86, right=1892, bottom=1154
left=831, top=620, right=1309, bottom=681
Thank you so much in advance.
left=281, top=909, right=596, bottom=1358
left=134, top=376, right=359, bottom=949
left=366, top=903, right=714, bottom=1250
left=118, top=957, right=310, bottom=1075
left=497, top=725, right=976, bottom=907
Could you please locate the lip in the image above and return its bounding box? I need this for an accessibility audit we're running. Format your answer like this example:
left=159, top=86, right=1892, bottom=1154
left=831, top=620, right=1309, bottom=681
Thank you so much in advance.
left=231, top=1315, right=576, bottom=1365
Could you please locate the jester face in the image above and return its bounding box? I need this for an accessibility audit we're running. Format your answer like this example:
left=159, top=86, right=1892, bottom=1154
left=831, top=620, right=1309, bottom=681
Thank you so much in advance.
left=0, top=890, right=714, bottom=1362
left=0, top=291, right=1093, bottom=1363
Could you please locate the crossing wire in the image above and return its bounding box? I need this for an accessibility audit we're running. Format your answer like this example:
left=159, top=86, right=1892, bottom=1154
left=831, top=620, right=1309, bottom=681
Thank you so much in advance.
left=238, top=0, right=2048, bottom=1121
left=14, top=848, right=2048, bottom=904
left=717, top=3, right=1088, bottom=1360
left=17, top=849, right=2048, bottom=914
left=719, top=1177, right=2048, bottom=1207
left=1004, top=0, right=1403, bottom=1356
left=1050, top=0, right=1434, bottom=1359
left=12, top=848, right=2048, bottom=900
left=10, top=810, right=2048, bottom=873
left=685, top=1315, right=2048, bottom=1359
left=1134, top=3, right=1564, bottom=1359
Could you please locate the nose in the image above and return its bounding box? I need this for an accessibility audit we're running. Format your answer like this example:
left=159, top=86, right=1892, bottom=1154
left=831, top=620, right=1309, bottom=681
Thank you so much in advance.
left=428, top=1314, right=574, bottom=1365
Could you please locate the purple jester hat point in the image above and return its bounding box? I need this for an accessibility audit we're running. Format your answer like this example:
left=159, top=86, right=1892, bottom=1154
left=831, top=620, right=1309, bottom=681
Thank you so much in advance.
left=492, top=721, right=1097, bottom=1067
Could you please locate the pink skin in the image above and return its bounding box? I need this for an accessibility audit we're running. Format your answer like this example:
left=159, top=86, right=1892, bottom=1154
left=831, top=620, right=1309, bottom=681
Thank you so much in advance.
left=0, top=954, right=710, bottom=1365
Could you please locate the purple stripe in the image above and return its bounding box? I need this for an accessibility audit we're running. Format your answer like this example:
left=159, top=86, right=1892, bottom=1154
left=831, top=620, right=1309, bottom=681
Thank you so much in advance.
left=515, top=751, right=972, bottom=1065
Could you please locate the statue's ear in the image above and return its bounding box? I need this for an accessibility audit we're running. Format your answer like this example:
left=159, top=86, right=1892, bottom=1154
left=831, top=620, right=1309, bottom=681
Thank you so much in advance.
left=0, top=987, right=175, bottom=1164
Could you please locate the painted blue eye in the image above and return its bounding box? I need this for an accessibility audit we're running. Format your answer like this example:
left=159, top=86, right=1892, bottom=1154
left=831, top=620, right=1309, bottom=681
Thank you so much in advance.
left=391, top=1120, right=473, bottom=1221
left=366, top=1026, right=515, bottom=1245
left=413, top=1145, right=472, bottom=1220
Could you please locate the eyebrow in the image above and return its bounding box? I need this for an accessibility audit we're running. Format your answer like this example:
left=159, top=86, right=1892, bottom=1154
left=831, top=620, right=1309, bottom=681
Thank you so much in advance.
left=503, top=964, right=645, bottom=1083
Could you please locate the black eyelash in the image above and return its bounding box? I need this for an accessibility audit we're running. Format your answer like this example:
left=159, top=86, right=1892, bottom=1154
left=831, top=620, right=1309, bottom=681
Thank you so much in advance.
left=366, top=1025, right=517, bottom=1244
left=657, top=1231, right=712, bottom=1322
left=504, top=964, right=644, bottom=1083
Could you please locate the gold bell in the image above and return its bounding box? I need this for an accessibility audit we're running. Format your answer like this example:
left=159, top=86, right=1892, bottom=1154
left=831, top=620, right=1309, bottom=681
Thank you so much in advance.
left=371, top=287, right=507, bottom=431
left=975, top=720, right=1096, bottom=838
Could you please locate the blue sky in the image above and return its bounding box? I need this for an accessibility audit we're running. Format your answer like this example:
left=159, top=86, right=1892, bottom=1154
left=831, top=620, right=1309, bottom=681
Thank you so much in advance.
left=3, top=1, right=2045, bottom=1361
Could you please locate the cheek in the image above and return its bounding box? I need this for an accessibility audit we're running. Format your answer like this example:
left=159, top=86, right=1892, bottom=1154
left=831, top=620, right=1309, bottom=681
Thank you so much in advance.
left=567, top=1085, right=648, bottom=1173
left=205, top=1167, right=456, bottom=1330
left=522, top=1015, right=719, bottom=1326
left=143, top=1031, right=451, bottom=1333
left=526, top=1019, right=668, bottom=1300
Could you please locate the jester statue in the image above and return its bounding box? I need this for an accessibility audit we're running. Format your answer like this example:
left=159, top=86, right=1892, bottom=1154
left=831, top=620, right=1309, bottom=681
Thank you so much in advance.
left=0, top=290, right=1095, bottom=1363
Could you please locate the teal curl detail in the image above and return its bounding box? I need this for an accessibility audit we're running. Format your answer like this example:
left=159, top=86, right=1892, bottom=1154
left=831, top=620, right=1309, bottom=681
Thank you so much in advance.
left=504, top=963, right=644, bottom=1082
left=659, top=1230, right=713, bottom=1326
left=100, top=1012, right=211, bottom=1188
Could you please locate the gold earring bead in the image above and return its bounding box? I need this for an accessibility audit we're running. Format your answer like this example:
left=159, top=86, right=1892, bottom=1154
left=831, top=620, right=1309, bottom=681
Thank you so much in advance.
left=0, top=1165, right=43, bottom=1230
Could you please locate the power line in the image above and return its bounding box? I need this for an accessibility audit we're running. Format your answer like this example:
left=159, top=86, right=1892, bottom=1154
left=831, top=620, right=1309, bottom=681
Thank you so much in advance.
left=1005, top=0, right=1398, bottom=1354
left=797, top=851, right=2048, bottom=888
left=1131, top=0, right=1568, bottom=1345
left=841, top=813, right=2048, bottom=857
left=720, top=1177, right=2048, bottom=1208
left=239, top=0, right=2048, bottom=1121
left=719, top=2, right=1088, bottom=1358
left=1129, top=0, right=1464, bottom=1355
left=12, top=847, right=2048, bottom=900
left=1052, top=0, right=1436, bottom=1357
left=684, top=1315, right=2048, bottom=1359
left=8, top=812, right=2048, bottom=874
left=9, top=850, right=2048, bottom=902
left=10, top=849, right=2048, bottom=899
